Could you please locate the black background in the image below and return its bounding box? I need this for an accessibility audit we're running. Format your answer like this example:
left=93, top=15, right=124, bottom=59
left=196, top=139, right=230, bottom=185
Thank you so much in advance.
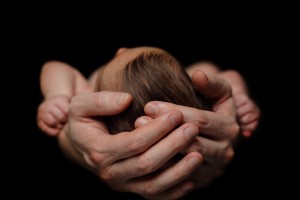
left=20, top=29, right=293, bottom=199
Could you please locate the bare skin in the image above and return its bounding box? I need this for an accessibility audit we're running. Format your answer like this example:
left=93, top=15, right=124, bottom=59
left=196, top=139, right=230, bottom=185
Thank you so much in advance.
left=37, top=47, right=260, bottom=199
left=187, top=62, right=260, bottom=137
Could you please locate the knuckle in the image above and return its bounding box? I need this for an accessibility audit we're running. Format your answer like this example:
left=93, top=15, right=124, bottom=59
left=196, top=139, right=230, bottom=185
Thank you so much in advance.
left=44, top=113, right=54, bottom=124
left=89, top=150, right=105, bottom=166
left=138, top=156, right=155, bottom=174
left=84, top=151, right=119, bottom=182
left=193, top=111, right=209, bottom=128
left=143, top=183, right=159, bottom=196
left=127, top=137, right=147, bottom=154
left=98, top=168, right=116, bottom=183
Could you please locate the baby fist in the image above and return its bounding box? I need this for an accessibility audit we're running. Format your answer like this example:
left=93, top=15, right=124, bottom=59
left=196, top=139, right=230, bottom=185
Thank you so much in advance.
left=37, top=95, right=71, bottom=136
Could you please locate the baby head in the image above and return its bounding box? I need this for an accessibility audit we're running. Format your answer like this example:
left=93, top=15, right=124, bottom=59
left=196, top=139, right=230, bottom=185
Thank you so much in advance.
left=96, top=47, right=206, bottom=134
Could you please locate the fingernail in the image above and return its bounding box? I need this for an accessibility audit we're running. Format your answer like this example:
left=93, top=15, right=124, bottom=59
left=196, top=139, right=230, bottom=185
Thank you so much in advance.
left=115, top=93, right=129, bottom=106
left=136, top=117, right=152, bottom=127
left=145, top=103, right=159, bottom=115
left=188, top=157, right=201, bottom=168
left=169, top=111, right=181, bottom=125
left=184, top=126, right=198, bottom=140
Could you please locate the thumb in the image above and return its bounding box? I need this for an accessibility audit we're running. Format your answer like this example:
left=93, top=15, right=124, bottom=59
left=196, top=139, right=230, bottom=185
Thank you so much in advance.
left=192, top=70, right=231, bottom=100
left=69, top=91, right=132, bottom=117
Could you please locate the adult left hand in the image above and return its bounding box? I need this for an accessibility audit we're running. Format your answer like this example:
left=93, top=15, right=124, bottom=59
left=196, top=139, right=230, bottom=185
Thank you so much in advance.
left=139, top=70, right=240, bottom=189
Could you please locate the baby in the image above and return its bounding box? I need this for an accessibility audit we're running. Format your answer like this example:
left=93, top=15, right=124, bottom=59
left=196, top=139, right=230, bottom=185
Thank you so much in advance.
left=97, top=49, right=209, bottom=134
left=37, top=47, right=259, bottom=137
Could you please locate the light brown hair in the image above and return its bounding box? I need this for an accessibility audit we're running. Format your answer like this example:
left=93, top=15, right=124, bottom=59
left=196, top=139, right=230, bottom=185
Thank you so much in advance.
left=96, top=51, right=208, bottom=134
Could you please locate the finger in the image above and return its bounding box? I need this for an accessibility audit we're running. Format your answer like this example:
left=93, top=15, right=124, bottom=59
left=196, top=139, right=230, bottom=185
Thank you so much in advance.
left=192, top=70, right=236, bottom=118
left=54, top=98, right=70, bottom=114
left=215, top=97, right=236, bottom=118
left=233, top=93, right=249, bottom=107
left=49, top=106, right=67, bottom=122
left=38, top=120, right=60, bottom=136
left=192, top=70, right=236, bottom=117
left=125, top=152, right=202, bottom=197
left=105, top=110, right=183, bottom=163
left=134, top=116, right=153, bottom=128
left=237, top=100, right=257, bottom=117
left=145, top=102, right=239, bottom=140
left=56, top=123, right=64, bottom=129
left=239, top=113, right=260, bottom=125
left=108, top=123, right=199, bottom=181
left=192, top=70, right=232, bottom=101
left=181, top=136, right=234, bottom=166
left=42, top=113, right=57, bottom=126
left=241, top=120, right=259, bottom=133
left=241, top=120, right=260, bottom=137
left=69, top=91, right=132, bottom=117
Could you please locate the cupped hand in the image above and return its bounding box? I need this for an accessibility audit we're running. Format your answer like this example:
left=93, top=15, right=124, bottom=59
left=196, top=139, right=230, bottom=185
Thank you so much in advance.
left=62, top=91, right=203, bottom=200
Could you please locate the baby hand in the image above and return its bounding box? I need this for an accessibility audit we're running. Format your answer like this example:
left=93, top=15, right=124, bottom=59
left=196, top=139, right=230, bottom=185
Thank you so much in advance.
left=37, top=95, right=71, bottom=136
left=234, top=93, right=260, bottom=137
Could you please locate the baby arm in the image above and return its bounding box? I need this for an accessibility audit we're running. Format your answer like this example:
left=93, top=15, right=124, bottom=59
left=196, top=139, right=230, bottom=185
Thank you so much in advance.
left=37, top=61, right=92, bottom=136
left=186, top=62, right=260, bottom=137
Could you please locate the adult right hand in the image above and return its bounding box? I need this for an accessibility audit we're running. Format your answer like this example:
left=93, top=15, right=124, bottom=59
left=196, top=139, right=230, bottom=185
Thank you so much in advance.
left=59, top=91, right=203, bottom=199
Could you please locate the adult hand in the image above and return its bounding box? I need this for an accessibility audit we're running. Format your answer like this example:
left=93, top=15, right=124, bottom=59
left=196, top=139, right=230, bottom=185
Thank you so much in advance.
left=60, top=70, right=240, bottom=199
left=186, top=61, right=260, bottom=137
left=60, top=91, right=203, bottom=199
left=142, top=70, right=240, bottom=189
